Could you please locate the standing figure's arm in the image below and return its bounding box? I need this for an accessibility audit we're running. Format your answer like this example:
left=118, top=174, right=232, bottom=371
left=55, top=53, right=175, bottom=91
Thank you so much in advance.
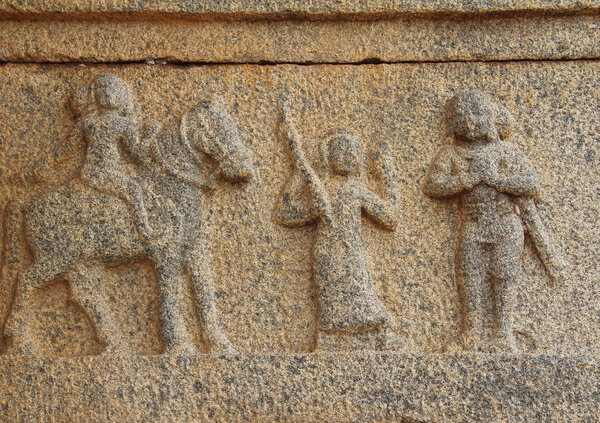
left=359, top=185, right=397, bottom=231
left=488, top=143, right=540, bottom=198
left=422, top=146, right=472, bottom=198
left=274, top=171, right=320, bottom=227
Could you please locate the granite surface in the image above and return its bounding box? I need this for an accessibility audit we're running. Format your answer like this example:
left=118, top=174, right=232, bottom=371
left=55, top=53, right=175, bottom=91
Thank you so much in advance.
left=1, top=0, right=599, bottom=16
left=1, top=2, right=600, bottom=421
left=0, top=62, right=597, bottom=357
left=3, top=14, right=600, bottom=63
left=1, top=354, right=598, bottom=422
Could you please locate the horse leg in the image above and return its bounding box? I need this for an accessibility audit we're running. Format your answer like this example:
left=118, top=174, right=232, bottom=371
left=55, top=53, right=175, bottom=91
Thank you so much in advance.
left=66, top=264, right=131, bottom=356
left=187, top=240, right=235, bottom=354
left=151, top=248, right=197, bottom=356
left=4, top=259, right=62, bottom=355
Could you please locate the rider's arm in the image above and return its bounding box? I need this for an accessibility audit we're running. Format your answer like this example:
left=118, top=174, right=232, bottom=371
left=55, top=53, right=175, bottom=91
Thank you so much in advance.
left=274, top=171, right=320, bottom=227
left=122, top=120, right=150, bottom=165
left=51, top=120, right=85, bottom=167
left=33, top=119, right=86, bottom=182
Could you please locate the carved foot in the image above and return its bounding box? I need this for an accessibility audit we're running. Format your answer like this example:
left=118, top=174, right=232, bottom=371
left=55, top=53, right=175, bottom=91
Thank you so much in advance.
left=3, top=339, right=41, bottom=357
left=378, top=327, right=404, bottom=351
left=210, top=338, right=237, bottom=356
left=165, top=344, right=199, bottom=357
left=2, top=321, right=39, bottom=357
left=99, top=344, right=132, bottom=357
left=490, top=335, right=519, bottom=354
left=442, top=336, right=470, bottom=353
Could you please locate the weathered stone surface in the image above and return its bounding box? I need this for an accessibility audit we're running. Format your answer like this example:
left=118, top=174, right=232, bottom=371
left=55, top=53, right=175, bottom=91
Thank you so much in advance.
left=1, top=354, right=599, bottom=422
left=1, top=0, right=598, bottom=16
left=2, top=14, right=600, bottom=63
left=1, top=2, right=600, bottom=421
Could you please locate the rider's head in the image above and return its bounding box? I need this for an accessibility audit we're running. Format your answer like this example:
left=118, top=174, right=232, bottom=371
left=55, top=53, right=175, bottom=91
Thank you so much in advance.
left=325, top=128, right=364, bottom=177
left=449, top=90, right=499, bottom=144
left=92, top=73, right=133, bottom=115
left=494, top=103, right=515, bottom=141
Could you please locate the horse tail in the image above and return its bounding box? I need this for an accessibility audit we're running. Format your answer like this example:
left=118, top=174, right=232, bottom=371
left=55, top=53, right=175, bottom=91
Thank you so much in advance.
left=0, top=200, right=27, bottom=351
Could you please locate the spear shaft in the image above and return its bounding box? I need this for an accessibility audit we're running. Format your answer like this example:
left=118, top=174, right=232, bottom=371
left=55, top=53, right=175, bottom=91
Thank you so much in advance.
left=280, top=105, right=333, bottom=227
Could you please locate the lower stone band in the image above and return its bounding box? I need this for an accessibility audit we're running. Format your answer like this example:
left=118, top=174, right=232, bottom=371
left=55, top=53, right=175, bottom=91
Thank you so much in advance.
left=1, top=353, right=597, bottom=422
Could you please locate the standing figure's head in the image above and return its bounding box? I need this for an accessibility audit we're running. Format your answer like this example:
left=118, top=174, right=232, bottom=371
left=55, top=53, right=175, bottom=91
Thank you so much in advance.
left=494, top=103, right=515, bottom=141
left=91, top=73, right=134, bottom=116
left=449, top=90, right=499, bottom=144
left=323, top=128, right=365, bottom=177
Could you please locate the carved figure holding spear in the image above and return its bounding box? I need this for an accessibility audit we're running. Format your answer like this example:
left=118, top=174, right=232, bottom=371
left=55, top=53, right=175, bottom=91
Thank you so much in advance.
left=275, top=104, right=400, bottom=350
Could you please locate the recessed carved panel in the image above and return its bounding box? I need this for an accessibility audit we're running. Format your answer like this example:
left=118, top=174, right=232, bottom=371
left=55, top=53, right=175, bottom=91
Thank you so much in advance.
left=0, top=63, right=596, bottom=359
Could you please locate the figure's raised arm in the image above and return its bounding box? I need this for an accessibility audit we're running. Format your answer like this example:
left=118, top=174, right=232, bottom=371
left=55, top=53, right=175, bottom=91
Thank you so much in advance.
left=359, top=185, right=397, bottom=231
left=274, top=171, right=320, bottom=227
left=279, top=104, right=333, bottom=226
left=422, top=145, right=471, bottom=198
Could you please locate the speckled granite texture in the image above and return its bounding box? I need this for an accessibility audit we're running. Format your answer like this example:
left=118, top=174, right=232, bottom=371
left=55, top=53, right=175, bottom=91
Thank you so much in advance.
left=2, top=354, right=599, bottom=422
left=0, top=0, right=598, bottom=15
left=1, top=2, right=599, bottom=422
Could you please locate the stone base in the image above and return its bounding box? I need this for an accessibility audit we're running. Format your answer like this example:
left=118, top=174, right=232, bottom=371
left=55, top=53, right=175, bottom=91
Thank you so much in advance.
left=1, top=353, right=597, bottom=422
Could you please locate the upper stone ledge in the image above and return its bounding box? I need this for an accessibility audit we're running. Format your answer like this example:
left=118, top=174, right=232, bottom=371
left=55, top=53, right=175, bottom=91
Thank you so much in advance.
left=1, top=0, right=599, bottom=19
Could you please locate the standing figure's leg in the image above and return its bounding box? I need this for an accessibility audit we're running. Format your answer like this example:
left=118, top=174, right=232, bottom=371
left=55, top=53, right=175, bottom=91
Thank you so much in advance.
left=66, top=264, right=130, bottom=355
left=187, top=238, right=235, bottom=354
left=457, top=234, right=490, bottom=352
left=492, top=220, right=524, bottom=352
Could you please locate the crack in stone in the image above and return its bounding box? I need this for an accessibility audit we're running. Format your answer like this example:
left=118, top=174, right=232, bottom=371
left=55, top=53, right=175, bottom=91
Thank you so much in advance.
left=1, top=56, right=600, bottom=67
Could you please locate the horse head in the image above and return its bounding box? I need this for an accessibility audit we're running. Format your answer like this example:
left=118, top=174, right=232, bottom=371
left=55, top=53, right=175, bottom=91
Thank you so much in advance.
left=180, top=97, right=255, bottom=185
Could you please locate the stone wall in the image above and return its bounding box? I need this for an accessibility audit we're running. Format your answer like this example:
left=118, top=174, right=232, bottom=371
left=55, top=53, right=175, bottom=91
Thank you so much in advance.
left=0, top=2, right=598, bottom=422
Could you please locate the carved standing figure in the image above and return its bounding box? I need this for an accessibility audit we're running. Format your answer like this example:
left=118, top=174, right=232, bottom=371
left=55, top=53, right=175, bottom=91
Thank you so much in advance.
left=423, top=90, right=561, bottom=352
left=275, top=106, right=400, bottom=350
left=1, top=73, right=255, bottom=356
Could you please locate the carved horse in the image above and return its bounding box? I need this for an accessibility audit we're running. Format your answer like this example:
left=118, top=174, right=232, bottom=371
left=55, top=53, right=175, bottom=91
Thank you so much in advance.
left=1, top=98, right=255, bottom=356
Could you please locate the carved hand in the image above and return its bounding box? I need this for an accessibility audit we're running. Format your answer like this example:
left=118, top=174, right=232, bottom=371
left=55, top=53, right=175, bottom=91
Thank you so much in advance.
left=453, top=151, right=480, bottom=190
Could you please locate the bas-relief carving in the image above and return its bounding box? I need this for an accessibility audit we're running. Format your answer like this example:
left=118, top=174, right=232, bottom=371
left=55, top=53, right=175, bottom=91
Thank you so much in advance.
left=0, top=75, right=563, bottom=357
left=423, top=90, right=563, bottom=353
left=274, top=105, right=402, bottom=351
left=1, top=73, right=255, bottom=356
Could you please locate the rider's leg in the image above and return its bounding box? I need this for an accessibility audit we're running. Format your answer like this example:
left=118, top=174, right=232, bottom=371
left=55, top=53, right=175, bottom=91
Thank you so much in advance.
left=187, top=239, right=235, bottom=353
left=83, top=168, right=155, bottom=240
